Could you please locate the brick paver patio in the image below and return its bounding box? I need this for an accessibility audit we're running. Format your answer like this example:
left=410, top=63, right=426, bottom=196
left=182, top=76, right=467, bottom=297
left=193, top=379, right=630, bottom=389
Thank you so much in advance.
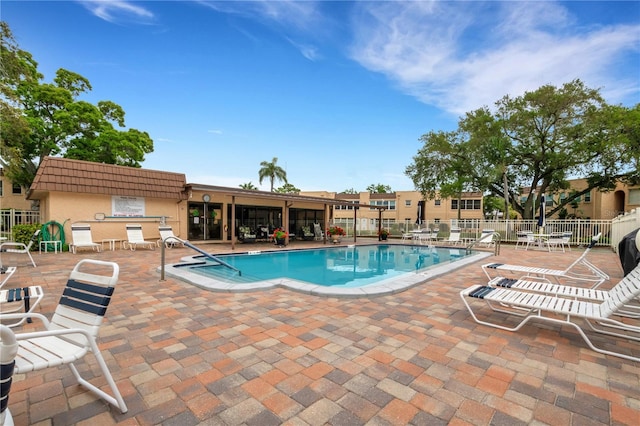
left=3, top=240, right=639, bottom=425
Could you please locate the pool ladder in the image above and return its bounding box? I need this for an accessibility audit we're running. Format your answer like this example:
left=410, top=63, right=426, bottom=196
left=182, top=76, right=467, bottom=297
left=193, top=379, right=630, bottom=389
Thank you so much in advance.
left=159, top=236, right=241, bottom=281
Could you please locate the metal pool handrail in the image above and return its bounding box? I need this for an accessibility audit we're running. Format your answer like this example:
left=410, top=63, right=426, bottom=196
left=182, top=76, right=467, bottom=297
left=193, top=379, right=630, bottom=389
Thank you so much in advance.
left=159, top=237, right=241, bottom=281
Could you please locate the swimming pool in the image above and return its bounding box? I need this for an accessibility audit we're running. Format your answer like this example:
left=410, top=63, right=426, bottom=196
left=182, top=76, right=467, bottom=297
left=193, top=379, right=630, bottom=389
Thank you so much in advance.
left=162, top=244, right=491, bottom=297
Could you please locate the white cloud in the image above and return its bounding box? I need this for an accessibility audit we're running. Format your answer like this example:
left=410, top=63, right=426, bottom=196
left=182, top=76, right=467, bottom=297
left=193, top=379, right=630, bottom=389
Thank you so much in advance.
left=77, top=0, right=154, bottom=24
left=207, top=129, right=223, bottom=135
left=349, top=1, right=640, bottom=114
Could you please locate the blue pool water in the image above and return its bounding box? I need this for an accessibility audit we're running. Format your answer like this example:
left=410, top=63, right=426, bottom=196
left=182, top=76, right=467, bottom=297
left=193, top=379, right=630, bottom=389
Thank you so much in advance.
left=181, top=244, right=475, bottom=288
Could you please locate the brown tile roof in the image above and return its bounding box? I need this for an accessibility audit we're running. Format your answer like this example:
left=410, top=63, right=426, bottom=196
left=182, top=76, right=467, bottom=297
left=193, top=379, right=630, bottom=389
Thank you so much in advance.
left=29, top=157, right=187, bottom=200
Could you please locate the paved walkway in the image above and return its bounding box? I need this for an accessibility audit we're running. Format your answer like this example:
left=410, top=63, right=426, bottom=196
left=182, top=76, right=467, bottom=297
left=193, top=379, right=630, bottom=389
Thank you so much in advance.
left=3, top=240, right=639, bottom=425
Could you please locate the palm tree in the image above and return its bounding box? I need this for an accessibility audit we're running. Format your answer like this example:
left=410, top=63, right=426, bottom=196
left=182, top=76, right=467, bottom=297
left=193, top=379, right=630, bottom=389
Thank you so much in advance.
left=258, top=157, right=287, bottom=192
left=239, top=182, right=258, bottom=190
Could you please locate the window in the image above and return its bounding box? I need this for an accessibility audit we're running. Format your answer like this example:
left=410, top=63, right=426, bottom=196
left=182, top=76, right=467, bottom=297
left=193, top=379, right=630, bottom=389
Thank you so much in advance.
left=12, top=183, right=21, bottom=195
left=434, top=199, right=441, bottom=206
left=369, top=200, right=396, bottom=210
left=629, top=189, right=640, bottom=205
left=405, top=200, right=412, bottom=207
left=336, top=201, right=360, bottom=210
left=560, top=193, right=566, bottom=202
left=584, top=191, right=591, bottom=202
left=450, top=199, right=481, bottom=210
left=0, top=180, right=3, bottom=197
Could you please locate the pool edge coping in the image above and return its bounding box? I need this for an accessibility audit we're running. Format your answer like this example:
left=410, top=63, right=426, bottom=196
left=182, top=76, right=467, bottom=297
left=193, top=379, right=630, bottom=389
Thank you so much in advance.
left=158, top=248, right=493, bottom=298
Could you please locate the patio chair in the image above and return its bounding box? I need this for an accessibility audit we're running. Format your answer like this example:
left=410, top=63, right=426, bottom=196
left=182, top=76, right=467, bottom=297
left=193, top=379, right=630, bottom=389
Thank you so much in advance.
left=69, top=224, right=102, bottom=254
left=482, top=233, right=608, bottom=287
left=514, top=231, right=535, bottom=250
left=158, top=225, right=186, bottom=248
left=1, top=325, right=18, bottom=426
left=0, top=259, right=128, bottom=413
left=475, top=229, right=496, bottom=248
left=459, top=263, right=640, bottom=362
left=1, top=266, right=17, bottom=289
left=238, top=226, right=256, bottom=243
left=543, top=232, right=566, bottom=252
left=1, top=284, right=45, bottom=328
left=561, top=232, right=573, bottom=251
left=313, top=223, right=324, bottom=241
left=416, top=229, right=433, bottom=245
left=442, top=228, right=462, bottom=245
left=124, top=224, right=156, bottom=250
left=0, top=229, right=39, bottom=267
left=301, top=225, right=314, bottom=241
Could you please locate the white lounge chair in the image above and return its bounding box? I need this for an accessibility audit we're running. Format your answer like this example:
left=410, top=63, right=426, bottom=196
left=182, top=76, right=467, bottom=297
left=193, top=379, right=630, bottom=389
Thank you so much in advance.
left=69, top=224, right=102, bottom=254
left=0, top=260, right=128, bottom=413
left=158, top=225, right=186, bottom=248
left=313, top=223, right=324, bottom=241
left=475, top=229, right=496, bottom=248
left=0, top=325, right=18, bottom=426
left=482, top=233, right=608, bottom=287
left=1, top=284, right=44, bottom=328
left=124, top=224, right=156, bottom=250
left=442, top=228, right=462, bottom=245
left=460, top=263, right=640, bottom=362
left=0, top=229, right=39, bottom=267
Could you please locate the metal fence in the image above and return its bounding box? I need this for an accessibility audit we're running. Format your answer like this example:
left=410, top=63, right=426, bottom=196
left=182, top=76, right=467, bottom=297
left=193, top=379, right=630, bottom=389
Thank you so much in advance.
left=610, top=208, right=640, bottom=253
left=330, top=217, right=614, bottom=247
left=1, top=209, right=42, bottom=240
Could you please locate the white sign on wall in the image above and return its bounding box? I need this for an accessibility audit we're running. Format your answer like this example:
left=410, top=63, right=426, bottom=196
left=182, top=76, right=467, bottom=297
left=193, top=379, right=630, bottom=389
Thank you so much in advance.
left=112, top=196, right=145, bottom=217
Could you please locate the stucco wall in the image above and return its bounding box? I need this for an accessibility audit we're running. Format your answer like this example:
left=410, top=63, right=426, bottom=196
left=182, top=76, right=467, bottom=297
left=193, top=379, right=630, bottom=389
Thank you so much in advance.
left=44, top=192, right=188, bottom=245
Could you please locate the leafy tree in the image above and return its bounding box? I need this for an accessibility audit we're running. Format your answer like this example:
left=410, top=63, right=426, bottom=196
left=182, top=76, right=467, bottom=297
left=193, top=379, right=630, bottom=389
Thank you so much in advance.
left=342, top=188, right=358, bottom=194
left=274, top=183, right=300, bottom=194
left=366, top=183, right=391, bottom=193
left=239, top=182, right=258, bottom=190
left=405, top=130, right=478, bottom=219
left=258, top=157, right=287, bottom=192
left=0, top=21, right=154, bottom=188
left=407, top=79, right=640, bottom=219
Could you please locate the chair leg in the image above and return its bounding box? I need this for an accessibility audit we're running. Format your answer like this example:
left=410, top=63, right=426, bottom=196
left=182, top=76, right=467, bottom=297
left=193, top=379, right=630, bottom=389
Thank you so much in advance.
left=27, top=252, right=36, bottom=267
left=68, top=348, right=128, bottom=413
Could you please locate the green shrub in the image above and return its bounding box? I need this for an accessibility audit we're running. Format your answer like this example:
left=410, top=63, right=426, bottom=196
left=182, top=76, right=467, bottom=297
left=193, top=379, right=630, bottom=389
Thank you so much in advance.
left=11, top=224, right=41, bottom=250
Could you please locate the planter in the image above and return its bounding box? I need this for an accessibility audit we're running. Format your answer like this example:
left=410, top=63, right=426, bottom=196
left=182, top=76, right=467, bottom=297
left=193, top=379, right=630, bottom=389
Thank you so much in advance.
left=380, top=234, right=388, bottom=241
left=330, top=235, right=341, bottom=243
left=275, top=238, right=286, bottom=246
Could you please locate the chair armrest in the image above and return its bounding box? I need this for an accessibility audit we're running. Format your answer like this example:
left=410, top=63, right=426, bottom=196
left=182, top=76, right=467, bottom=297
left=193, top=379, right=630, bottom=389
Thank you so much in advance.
left=13, top=326, right=93, bottom=341
left=0, top=312, right=51, bottom=327
left=0, top=242, right=27, bottom=250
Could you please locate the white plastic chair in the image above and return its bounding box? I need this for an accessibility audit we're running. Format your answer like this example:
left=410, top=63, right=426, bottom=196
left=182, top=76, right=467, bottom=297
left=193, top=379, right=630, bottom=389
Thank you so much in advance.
left=0, top=229, right=39, bottom=267
left=442, top=228, right=462, bottom=245
left=514, top=231, right=535, bottom=250
left=0, top=325, right=18, bottom=426
left=69, top=224, right=102, bottom=254
left=0, top=259, right=128, bottom=413
left=476, top=229, right=496, bottom=248
left=313, top=223, right=324, bottom=241
left=544, top=232, right=566, bottom=252
left=124, top=224, right=156, bottom=250
left=158, top=225, right=186, bottom=248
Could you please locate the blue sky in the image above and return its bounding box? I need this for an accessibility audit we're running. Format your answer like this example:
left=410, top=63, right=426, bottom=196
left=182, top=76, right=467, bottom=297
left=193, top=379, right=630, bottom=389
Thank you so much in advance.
left=4, top=1, right=639, bottom=192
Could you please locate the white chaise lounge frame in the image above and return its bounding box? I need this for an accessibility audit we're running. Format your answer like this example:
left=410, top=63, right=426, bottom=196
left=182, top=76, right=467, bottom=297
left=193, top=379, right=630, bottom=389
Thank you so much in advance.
left=460, top=264, right=640, bottom=362
left=482, top=233, right=608, bottom=287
